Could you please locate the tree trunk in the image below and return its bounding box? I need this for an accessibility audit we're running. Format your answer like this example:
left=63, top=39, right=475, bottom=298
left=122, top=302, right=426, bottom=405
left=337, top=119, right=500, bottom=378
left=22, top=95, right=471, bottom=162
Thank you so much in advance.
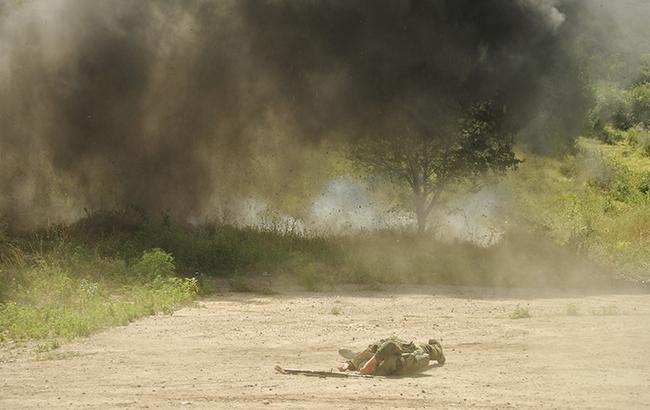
left=414, top=193, right=427, bottom=234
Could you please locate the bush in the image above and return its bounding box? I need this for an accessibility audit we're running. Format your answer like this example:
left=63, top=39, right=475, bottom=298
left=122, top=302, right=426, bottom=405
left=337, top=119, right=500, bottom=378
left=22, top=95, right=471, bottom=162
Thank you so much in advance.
left=582, top=151, right=638, bottom=202
left=626, top=125, right=650, bottom=156
left=599, top=125, right=629, bottom=145
left=132, top=248, right=175, bottom=281
left=509, top=305, right=531, bottom=319
left=330, top=306, right=343, bottom=315
left=566, top=303, right=579, bottom=316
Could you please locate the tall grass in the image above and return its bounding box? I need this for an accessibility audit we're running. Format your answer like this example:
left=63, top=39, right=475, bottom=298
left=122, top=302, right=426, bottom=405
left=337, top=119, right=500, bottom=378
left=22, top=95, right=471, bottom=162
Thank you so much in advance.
left=0, top=245, right=197, bottom=343
left=3, top=206, right=624, bottom=303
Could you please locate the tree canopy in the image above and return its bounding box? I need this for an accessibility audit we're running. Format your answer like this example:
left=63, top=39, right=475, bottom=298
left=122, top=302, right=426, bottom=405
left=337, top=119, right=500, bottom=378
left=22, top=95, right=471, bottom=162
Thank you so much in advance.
left=347, top=102, right=520, bottom=233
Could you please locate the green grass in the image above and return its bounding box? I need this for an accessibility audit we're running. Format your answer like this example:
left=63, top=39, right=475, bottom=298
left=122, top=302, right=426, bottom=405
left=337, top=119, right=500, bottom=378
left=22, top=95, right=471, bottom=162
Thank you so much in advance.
left=2, top=209, right=626, bottom=301
left=591, top=305, right=619, bottom=316
left=0, top=275, right=197, bottom=341
left=0, top=247, right=198, bottom=343
left=509, top=305, right=532, bottom=319
left=503, top=138, right=650, bottom=283
left=35, top=340, right=61, bottom=353
left=566, top=303, right=580, bottom=316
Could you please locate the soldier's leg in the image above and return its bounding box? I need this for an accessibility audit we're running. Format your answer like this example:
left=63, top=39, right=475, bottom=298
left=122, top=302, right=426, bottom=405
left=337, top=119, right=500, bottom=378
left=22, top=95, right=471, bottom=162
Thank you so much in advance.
left=348, top=349, right=375, bottom=370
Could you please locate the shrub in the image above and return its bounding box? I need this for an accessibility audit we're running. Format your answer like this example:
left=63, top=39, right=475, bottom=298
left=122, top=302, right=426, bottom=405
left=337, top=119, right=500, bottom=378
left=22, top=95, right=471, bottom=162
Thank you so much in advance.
left=599, top=125, right=629, bottom=145
left=591, top=305, right=619, bottom=316
left=510, top=305, right=531, bottom=319
left=626, top=125, right=650, bottom=156
left=132, top=248, right=175, bottom=281
left=148, top=276, right=198, bottom=315
left=566, top=303, right=579, bottom=316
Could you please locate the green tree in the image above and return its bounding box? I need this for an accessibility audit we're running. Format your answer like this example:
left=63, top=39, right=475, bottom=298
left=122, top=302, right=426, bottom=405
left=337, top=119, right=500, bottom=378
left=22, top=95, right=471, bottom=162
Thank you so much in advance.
left=631, top=82, right=650, bottom=128
left=347, top=102, right=520, bottom=233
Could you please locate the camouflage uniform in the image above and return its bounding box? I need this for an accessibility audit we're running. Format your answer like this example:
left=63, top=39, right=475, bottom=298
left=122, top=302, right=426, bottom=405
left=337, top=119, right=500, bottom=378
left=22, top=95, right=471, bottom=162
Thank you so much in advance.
left=346, top=336, right=445, bottom=376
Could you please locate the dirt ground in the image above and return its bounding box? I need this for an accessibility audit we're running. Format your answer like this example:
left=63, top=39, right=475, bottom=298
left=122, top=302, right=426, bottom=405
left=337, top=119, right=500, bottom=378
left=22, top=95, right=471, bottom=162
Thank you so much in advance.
left=1, top=285, right=649, bottom=409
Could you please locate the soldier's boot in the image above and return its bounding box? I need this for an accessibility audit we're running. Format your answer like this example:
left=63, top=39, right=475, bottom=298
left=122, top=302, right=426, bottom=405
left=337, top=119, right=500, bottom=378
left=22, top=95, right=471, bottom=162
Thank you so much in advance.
left=337, top=349, right=357, bottom=371
left=428, top=339, right=445, bottom=365
left=338, top=348, right=358, bottom=360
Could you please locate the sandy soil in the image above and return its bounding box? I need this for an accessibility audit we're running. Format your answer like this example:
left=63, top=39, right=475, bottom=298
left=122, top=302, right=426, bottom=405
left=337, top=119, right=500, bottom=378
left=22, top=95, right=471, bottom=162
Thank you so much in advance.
left=1, top=286, right=649, bottom=409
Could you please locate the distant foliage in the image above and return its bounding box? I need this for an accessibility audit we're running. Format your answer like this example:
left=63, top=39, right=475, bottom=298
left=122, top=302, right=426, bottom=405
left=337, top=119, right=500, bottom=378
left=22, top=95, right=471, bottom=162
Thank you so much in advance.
left=502, top=138, right=650, bottom=283
left=631, top=82, right=650, bottom=127
left=589, top=84, right=635, bottom=133
left=590, top=62, right=650, bottom=143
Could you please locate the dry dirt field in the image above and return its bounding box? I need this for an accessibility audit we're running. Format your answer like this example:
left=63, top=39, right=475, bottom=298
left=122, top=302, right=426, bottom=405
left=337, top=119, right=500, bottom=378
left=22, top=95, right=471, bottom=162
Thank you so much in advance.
left=1, top=286, right=649, bottom=409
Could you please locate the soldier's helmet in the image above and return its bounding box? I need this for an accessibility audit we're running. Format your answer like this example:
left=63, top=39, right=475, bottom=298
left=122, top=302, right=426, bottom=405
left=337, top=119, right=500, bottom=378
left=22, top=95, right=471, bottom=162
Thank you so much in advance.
left=427, top=339, right=446, bottom=365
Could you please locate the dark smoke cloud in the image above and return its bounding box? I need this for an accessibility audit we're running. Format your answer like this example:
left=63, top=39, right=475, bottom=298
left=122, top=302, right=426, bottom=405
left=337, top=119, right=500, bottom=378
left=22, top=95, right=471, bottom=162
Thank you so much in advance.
left=0, top=0, right=598, bottom=229
left=241, top=0, right=593, bottom=147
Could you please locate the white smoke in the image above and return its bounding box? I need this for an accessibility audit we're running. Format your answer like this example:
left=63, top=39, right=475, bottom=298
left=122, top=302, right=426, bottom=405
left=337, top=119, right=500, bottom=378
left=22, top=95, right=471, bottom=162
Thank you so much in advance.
left=432, top=189, right=503, bottom=247
left=309, top=179, right=411, bottom=233
left=521, top=0, right=566, bottom=32
left=189, top=196, right=306, bottom=234
left=191, top=179, right=504, bottom=246
left=309, top=179, right=505, bottom=246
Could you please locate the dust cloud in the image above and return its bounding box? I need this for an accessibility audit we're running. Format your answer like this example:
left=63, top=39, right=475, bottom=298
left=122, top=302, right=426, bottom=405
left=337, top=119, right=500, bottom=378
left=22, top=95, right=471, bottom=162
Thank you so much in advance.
left=0, top=0, right=610, bottom=229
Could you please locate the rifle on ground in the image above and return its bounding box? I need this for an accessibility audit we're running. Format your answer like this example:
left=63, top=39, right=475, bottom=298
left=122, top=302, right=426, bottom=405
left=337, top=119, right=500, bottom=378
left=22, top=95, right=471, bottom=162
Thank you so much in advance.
left=274, top=365, right=377, bottom=378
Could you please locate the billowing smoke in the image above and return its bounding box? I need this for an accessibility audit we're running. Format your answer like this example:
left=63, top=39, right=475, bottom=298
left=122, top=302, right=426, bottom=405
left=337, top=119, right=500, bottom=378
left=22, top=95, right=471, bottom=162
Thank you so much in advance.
left=0, top=0, right=597, bottom=229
